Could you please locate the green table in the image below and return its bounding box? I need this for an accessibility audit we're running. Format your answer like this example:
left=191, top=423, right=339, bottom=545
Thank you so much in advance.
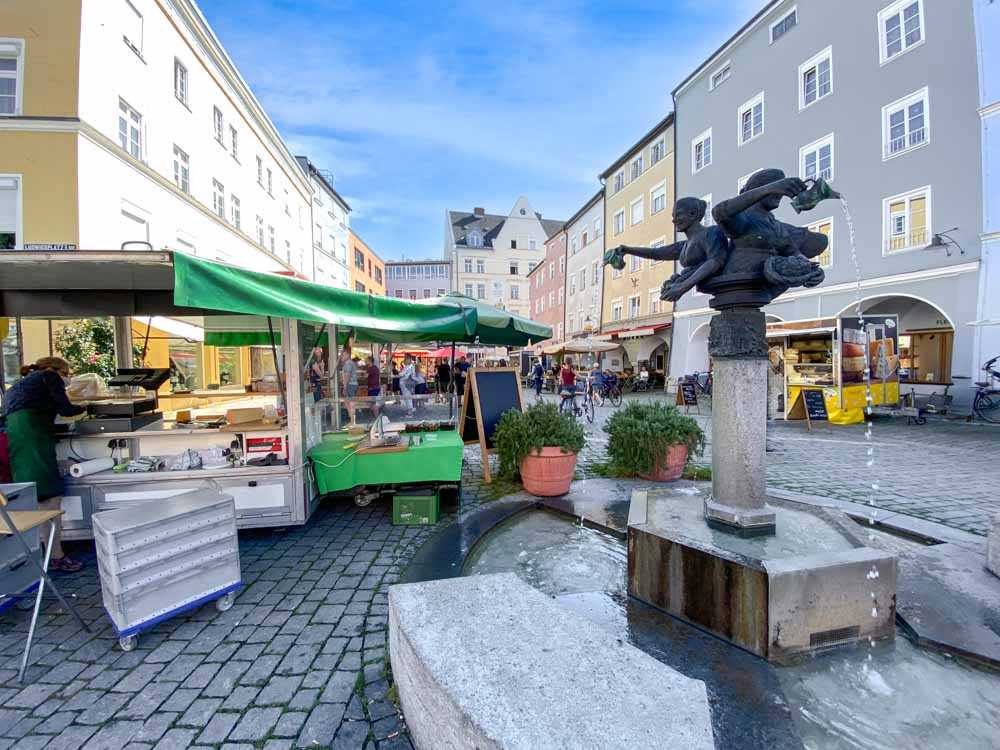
left=309, top=430, right=464, bottom=495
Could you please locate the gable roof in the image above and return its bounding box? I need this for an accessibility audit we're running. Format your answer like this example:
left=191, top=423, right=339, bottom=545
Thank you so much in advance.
left=599, top=113, right=675, bottom=180
left=447, top=210, right=566, bottom=247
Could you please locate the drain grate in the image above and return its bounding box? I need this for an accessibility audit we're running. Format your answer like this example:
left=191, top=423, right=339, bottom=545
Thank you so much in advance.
left=809, top=625, right=860, bottom=648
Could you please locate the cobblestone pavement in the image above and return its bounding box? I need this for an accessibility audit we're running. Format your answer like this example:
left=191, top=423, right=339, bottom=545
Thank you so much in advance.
left=2, top=393, right=997, bottom=750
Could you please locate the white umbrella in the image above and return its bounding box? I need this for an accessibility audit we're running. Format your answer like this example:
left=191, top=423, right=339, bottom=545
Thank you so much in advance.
left=542, top=338, right=619, bottom=355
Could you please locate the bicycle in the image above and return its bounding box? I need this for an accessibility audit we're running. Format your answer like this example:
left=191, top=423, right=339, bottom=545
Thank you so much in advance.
left=595, top=375, right=623, bottom=407
left=559, top=382, right=595, bottom=423
left=972, top=356, right=1000, bottom=423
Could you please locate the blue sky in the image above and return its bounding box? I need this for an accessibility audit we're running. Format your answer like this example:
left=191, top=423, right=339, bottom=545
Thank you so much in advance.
left=200, top=0, right=764, bottom=260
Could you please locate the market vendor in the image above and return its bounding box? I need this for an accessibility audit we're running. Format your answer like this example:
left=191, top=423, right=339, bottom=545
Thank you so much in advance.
left=1, top=357, right=86, bottom=572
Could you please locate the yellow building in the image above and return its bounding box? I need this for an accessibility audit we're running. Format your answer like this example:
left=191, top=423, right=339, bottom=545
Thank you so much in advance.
left=349, top=230, right=386, bottom=296
left=598, top=114, right=676, bottom=377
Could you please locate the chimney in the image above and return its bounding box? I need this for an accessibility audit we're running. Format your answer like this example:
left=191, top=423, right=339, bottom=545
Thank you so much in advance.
left=473, top=207, right=485, bottom=217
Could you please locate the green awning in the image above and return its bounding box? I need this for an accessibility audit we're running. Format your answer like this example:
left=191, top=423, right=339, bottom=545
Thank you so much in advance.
left=414, top=293, right=551, bottom=346
left=173, top=254, right=476, bottom=344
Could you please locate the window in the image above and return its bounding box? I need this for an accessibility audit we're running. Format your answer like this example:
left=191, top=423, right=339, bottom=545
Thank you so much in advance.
left=213, top=106, right=224, bottom=144
left=613, top=209, right=625, bottom=235
left=117, top=99, right=143, bottom=160
left=628, top=296, right=641, bottom=319
left=651, top=139, right=666, bottom=164
left=570, top=236, right=578, bottom=255
left=256, top=156, right=263, bottom=186
left=630, top=197, right=644, bottom=226
left=570, top=275, right=577, bottom=296
left=613, top=171, right=625, bottom=193
left=120, top=204, right=149, bottom=243
left=559, top=257, right=565, bottom=275
left=692, top=129, right=712, bottom=173
left=807, top=218, right=833, bottom=267
left=375, top=267, right=383, bottom=284
left=630, top=255, right=642, bottom=273
left=266, top=168, right=273, bottom=196
left=230, top=195, right=241, bottom=230
left=476, top=259, right=485, bottom=274
left=423, top=289, right=431, bottom=298
left=256, top=215, right=264, bottom=245
left=701, top=194, right=714, bottom=226
left=529, top=239, right=536, bottom=250
left=631, top=154, right=644, bottom=181
left=123, top=0, right=144, bottom=55
left=770, top=6, right=797, bottom=43
left=592, top=261, right=599, bottom=286
left=476, top=284, right=485, bottom=300
left=395, top=290, right=404, bottom=299
left=799, top=47, right=832, bottom=109
left=884, top=186, right=930, bottom=254
left=510, top=239, right=517, bottom=249
left=649, top=289, right=660, bottom=315
left=738, top=171, right=760, bottom=193
left=284, top=189, right=290, bottom=216
left=0, top=175, right=21, bottom=249
left=212, top=179, right=225, bottom=219
left=464, top=258, right=473, bottom=273
left=464, top=283, right=473, bottom=297
left=549, top=291, right=555, bottom=306
left=612, top=265, right=623, bottom=280
left=650, top=183, right=667, bottom=214
left=509, top=261, right=519, bottom=276
left=0, top=41, right=23, bottom=116
left=510, top=284, right=519, bottom=300
left=267, top=225, right=275, bottom=253
left=611, top=300, right=623, bottom=322
left=467, top=231, right=482, bottom=247
left=800, top=134, right=834, bottom=182
left=709, top=61, right=731, bottom=91
left=172, top=145, right=189, bottom=193
left=528, top=261, right=538, bottom=273
left=548, top=263, right=554, bottom=281
left=580, top=269, right=587, bottom=291
left=883, top=87, right=929, bottom=159
left=354, top=249, right=365, bottom=269
left=879, top=0, right=924, bottom=64
left=170, top=59, right=189, bottom=106
left=229, top=126, right=239, bottom=161
left=738, top=92, right=764, bottom=145
left=594, top=217, right=602, bottom=237
left=581, top=231, right=588, bottom=246
left=437, top=288, right=446, bottom=296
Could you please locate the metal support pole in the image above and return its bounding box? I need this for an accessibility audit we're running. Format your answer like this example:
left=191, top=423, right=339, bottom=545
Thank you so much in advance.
left=18, top=522, right=56, bottom=682
left=113, top=316, right=133, bottom=369
left=448, top=342, right=456, bottom=419
left=331, top=324, right=341, bottom=431
left=266, top=316, right=286, bottom=416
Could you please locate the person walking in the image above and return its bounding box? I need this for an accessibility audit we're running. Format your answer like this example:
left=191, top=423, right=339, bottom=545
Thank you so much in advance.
left=399, top=355, right=416, bottom=416
left=453, top=355, right=470, bottom=401
left=436, top=360, right=451, bottom=396
left=2, top=357, right=86, bottom=572
left=531, top=358, right=545, bottom=399
left=366, top=355, right=381, bottom=397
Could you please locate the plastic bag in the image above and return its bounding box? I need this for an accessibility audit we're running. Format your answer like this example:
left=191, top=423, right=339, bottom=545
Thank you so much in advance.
left=66, top=373, right=107, bottom=400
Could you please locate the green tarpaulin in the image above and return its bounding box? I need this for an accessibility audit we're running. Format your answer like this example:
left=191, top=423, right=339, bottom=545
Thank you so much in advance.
left=173, top=254, right=477, bottom=344
left=414, top=293, right=551, bottom=346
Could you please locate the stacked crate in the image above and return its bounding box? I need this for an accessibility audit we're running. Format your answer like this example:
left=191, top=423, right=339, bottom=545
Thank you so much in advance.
left=92, top=488, right=241, bottom=635
left=0, top=483, right=41, bottom=611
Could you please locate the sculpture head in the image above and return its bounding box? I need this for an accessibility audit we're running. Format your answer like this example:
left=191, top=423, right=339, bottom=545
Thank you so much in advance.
left=741, top=168, right=786, bottom=211
left=672, top=196, right=708, bottom=233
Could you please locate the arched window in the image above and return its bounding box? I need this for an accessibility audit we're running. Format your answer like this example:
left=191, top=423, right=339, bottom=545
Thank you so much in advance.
left=467, top=231, right=482, bottom=247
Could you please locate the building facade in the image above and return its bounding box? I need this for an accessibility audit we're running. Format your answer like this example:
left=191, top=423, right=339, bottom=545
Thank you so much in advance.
left=529, top=228, right=567, bottom=346
left=598, top=114, right=676, bottom=375
left=670, top=0, right=984, bottom=410
left=0, top=0, right=311, bottom=274
left=386, top=260, right=452, bottom=300
left=348, top=230, right=386, bottom=295
left=564, top=191, right=605, bottom=340
left=296, top=156, right=350, bottom=289
left=445, top=197, right=563, bottom=319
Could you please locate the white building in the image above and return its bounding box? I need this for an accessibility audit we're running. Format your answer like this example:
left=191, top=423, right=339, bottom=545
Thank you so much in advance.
left=297, top=156, right=350, bottom=288
left=563, top=191, right=605, bottom=338
left=444, top=197, right=564, bottom=319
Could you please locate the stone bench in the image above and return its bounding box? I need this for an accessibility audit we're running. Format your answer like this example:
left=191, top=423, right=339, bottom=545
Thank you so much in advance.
left=388, top=572, right=715, bottom=750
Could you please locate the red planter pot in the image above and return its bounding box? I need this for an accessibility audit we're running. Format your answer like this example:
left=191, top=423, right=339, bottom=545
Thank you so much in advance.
left=638, top=444, right=689, bottom=482
left=520, top=447, right=578, bottom=497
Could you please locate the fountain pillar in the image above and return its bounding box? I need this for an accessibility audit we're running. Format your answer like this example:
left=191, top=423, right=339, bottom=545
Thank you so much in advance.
left=703, top=307, right=776, bottom=535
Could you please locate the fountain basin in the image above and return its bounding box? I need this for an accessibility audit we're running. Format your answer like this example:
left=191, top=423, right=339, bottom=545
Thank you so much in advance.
left=628, top=487, right=896, bottom=664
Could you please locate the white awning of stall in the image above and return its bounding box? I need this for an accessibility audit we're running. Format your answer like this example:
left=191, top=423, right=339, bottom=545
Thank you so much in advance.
left=766, top=326, right=835, bottom=338
left=134, top=316, right=204, bottom=342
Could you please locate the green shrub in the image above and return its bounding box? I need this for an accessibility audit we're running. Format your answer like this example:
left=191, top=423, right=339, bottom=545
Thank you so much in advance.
left=604, top=401, right=705, bottom=476
left=494, top=402, right=586, bottom=480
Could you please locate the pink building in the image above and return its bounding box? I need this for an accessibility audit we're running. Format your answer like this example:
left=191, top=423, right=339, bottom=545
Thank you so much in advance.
left=529, top=227, right=567, bottom=347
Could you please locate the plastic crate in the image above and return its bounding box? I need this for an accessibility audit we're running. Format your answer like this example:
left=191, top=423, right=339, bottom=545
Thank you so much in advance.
left=392, top=489, right=439, bottom=526
left=94, top=518, right=235, bottom=576
left=96, top=534, right=239, bottom=595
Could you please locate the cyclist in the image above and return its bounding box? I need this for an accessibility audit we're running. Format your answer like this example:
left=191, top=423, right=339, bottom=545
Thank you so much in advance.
left=559, top=358, right=578, bottom=408
left=589, top=362, right=605, bottom=402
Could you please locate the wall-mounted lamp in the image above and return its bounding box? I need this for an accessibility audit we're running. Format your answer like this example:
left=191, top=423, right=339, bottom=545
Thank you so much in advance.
left=924, top=227, right=964, bottom=257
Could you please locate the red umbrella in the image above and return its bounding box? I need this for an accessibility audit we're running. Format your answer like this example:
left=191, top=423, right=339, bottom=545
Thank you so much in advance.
left=428, top=346, right=466, bottom=359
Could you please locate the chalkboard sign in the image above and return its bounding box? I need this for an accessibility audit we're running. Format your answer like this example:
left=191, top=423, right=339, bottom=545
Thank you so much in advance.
left=459, top=368, right=524, bottom=482
left=802, top=389, right=828, bottom=422
left=678, top=382, right=699, bottom=407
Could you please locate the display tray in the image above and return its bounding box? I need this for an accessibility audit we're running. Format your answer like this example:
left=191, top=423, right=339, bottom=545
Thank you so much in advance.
left=88, top=397, right=158, bottom=417
left=75, top=412, right=163, bottom=435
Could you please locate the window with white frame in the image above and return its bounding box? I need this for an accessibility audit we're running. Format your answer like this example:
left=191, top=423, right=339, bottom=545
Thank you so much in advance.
left=884, top=186, right=930, bottom=253
left=612, top=264, right=622, bottom=280
left=559, top=256, right=565, bottom=275
left=692, top=129, right=712, bottom=173
left=594, top=216, right=602, bottom=236
left=592, top=261, right=599, bottom=286
left=799, top=47, right=832, bottom=109
left=613, top=209, right=625, bottom=235
left=266, top=168, right=273, bottom=196
left=464, top=258, right=473, bottom=273
left=173, top=59, right=188, bottom=105
left=465, top=283, right=474, bottom=297
left=770, top=6, right=797, bottom=43
left=883, top=87, right=928, bottom=158
left=649, top=238, right=664, bottom=265
left=628, top=295, right=641, bottom=319
left=570, top=275, right=576, bottom=295
left=631, top=154, right=644, bottom=181
left=0, top=175, right=20, bottom=249
left=581, top=230, right=588, bottom=246
left=879, top=0, right=924, bottom=64
left=0, top=41, right=23, bottom=116
left=800, top=134, right=834, bottom=182
left=630, top=197, right=644, bottom=226
left=649, top=288, right=660, bottom=315
left=548, top=291, right=555, bottom=307
left=651, top=138, right=666, bottom=165
left=558, top=288, right=563, bottom=305
left=650, top=183, right=667, bottom=214
left=267, top=225, right=275, bottom=252
left=212, top=179, right=225, bottom=219
left=230, top=195, right=241, bottom=230
left=528, top=261, right=537, bottom=274
left=738, top=92, right=764, bottom=145
left=476, top=284, right=485, bottom=299
left=611, top=299, right=623, bottom=322
left=476, top=259, right=485, bottom=274
left=613, top=171, right=625, bottom=193
left=807, top=218, right=833, bottom=267
left=255, top=215, right=264, bottom=245
left=123, top=0, right=144, bottom=55
left=117, top=99, right=143, bottom=160
left=630, top=255, right=642, bottom=273
left=229, top=126, right=239, bottom=161
left=709, top=60, right=731, bottom=91
left=570, top=236, right=578, bottom=254
left=701, top=194, right=714, bottom=226
left=213, top=106, right=224, bottom=144
left=467, top=230, right=481, bottom=247
left=256, top=156, right=263, bottom=186
left=737, top=170, right=760, bottom=193
left=120, top=206, right=149, bottom=243
left=530, top=239, right=536, bottom=249
left=172, top=145, right=189, bottom=193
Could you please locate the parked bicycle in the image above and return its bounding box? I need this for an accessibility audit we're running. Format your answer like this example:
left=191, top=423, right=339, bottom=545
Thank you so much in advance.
left=593, top=373, right=623, bottom=407
left=559, top=379, right=595, bottom=423
left=973, top=356, right=1000, bottom=423
left=684, top=370, right=712, bottom=396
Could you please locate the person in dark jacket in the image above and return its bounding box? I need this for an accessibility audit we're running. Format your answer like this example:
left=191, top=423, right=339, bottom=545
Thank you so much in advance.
left=2, top=357, right=86, bottom=572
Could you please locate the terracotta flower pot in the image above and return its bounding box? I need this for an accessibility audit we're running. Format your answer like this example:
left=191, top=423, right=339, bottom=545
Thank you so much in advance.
left=520, top=447, right=578, bottom=497
left=638, top=444, right=688, bottom=482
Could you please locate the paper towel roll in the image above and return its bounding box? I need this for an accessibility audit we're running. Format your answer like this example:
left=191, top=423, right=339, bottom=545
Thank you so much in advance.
left=69, top=457, right=115, bottom=478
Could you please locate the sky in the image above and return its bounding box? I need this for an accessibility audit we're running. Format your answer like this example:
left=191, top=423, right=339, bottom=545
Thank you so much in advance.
left=199, top=0, right=765, bottom=261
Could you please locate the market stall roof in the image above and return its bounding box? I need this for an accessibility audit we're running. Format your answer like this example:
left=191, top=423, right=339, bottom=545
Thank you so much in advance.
left=0, top=251, right=478, bottom=345
left=542, top=338, right=619, bottom=355
left=428, top=346, right=467, bottom=359
left=414, top=293, right=551, bottom=346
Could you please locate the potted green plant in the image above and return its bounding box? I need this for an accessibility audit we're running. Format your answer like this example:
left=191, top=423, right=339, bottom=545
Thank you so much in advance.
left=495, top=402, right=586, bottom=496
left=604, top=401, right=704, bottom=481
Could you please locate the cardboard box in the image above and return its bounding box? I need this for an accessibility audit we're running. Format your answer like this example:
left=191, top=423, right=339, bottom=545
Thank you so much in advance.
left=226, top=407, right=265, bottom=425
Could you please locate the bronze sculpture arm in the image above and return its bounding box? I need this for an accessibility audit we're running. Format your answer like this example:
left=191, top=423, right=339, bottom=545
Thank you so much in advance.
left=712, top=177, right=807, bottom=226
left=604, top=242, right=682, bottom=270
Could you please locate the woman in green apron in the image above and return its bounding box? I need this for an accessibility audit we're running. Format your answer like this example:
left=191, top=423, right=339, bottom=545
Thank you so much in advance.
left=2, top=357, right=86, bottom=572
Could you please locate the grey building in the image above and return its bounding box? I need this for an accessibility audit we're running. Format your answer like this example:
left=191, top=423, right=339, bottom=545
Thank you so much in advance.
left=386, top=259, right=452, bottom=301
left=670, top=0, right=985, bottom=411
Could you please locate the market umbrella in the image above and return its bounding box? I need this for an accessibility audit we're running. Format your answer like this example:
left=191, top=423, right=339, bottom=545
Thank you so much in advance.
left=428, top=346, right=466, bottom=359
left=414, top=293, right=551, bottom=347
left=542, top=338, right=620, bottom=355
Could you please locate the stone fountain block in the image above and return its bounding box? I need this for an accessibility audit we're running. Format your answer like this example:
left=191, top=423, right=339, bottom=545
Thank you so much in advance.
left=988, top=514, right=1000, bottom=578
left=627, top=488, right=896, bottom=664
left=389, top=572, right=715, bottom=750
